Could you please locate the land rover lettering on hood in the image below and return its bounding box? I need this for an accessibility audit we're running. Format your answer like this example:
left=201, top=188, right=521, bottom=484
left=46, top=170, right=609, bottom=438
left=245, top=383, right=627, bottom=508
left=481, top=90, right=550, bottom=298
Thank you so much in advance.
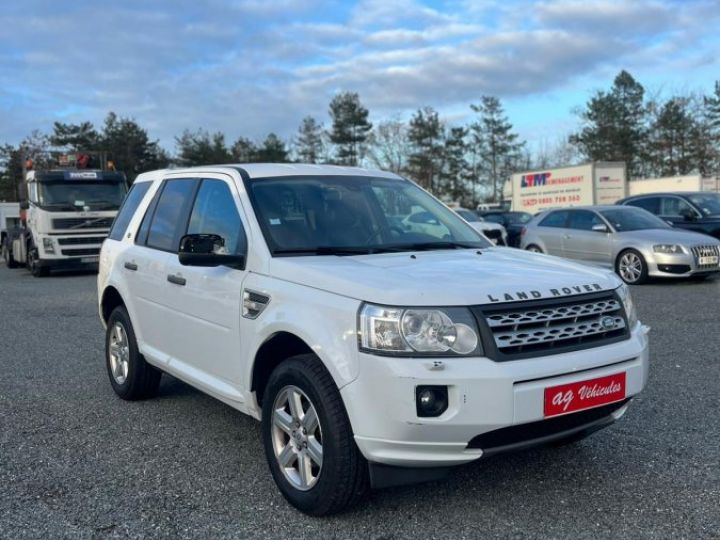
left=98, top=164, right=649, bottom=516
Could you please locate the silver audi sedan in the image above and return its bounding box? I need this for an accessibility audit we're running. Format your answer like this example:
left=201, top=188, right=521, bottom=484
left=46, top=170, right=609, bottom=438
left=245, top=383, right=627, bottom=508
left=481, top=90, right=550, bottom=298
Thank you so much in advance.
left=520, top=205, right=720, bottom=284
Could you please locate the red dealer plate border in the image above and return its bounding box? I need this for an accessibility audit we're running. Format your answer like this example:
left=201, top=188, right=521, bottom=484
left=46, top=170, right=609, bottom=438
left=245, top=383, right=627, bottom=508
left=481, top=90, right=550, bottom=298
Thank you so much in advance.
left=544, top=372, right=626, bottom=418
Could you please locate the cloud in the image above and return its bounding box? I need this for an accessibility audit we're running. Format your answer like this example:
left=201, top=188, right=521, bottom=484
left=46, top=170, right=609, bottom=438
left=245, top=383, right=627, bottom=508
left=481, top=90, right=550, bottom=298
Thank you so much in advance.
left=0, top=0, right=718, bottom=150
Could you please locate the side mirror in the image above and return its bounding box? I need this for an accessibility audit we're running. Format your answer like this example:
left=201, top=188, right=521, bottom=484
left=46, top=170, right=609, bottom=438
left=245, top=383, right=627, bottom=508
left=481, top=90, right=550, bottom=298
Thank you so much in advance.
left=178, top=234, right=245, bottom=269
left=591, top=223, right=609, bottom=233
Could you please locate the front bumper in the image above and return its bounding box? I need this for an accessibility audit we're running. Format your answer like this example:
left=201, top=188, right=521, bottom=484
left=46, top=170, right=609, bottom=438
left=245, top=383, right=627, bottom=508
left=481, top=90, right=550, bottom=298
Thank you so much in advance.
left=342, top=324, right=649, bottom=467
left=648, top=251, right=720, bottom=278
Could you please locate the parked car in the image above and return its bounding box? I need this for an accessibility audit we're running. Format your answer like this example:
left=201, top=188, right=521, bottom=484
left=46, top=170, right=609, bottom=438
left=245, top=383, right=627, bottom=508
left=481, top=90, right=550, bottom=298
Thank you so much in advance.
left=477, top=210, right=532, bottom=247
left=521, top=205, right=720, bottom=284
left=617, top=192, right=720, bottom=240
left=98, top=165, right=648, bottom=515
left=453, top=208, right=508, bottom=245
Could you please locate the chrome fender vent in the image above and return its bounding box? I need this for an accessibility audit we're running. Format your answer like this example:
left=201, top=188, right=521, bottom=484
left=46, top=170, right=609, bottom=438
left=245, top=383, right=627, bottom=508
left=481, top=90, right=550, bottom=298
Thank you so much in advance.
left=242, top=290, right=270, bottom=319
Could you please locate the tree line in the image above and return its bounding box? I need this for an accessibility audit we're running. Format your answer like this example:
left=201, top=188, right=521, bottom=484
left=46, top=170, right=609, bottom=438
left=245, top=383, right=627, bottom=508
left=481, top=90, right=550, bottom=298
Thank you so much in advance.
left=2, top=70, right=720, bottom=207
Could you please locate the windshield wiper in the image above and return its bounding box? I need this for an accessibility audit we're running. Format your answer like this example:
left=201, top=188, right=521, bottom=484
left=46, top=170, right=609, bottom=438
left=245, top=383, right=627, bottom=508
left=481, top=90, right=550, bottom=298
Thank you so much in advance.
left=390, top=241, right=482, bottom=252
left=273, top=246, right=399, bottom=256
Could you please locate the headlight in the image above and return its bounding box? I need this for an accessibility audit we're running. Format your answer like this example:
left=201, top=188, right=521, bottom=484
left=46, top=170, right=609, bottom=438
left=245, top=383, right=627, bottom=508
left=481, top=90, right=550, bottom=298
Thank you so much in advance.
left=359, top=304, right=482, bottom=356
left=653, top=244, right=684, bottom=254
left=617, top=284, right=638, bottom=329
left=42, top=237, right=55, bottom=254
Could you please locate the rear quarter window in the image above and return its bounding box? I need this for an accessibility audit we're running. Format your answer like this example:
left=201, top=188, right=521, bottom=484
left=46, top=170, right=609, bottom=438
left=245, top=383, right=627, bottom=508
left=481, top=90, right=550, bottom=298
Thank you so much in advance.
left=108, top=182, right=152, bottom=241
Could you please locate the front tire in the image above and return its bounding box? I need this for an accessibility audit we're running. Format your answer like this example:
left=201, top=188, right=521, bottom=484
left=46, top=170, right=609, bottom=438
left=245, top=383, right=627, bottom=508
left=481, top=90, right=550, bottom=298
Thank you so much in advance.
left=526, top=244, right=543, bottom=253
left=261, top=355, right=368, bottom=515
left=105, top=306, right=161, bottom=400
left=28, top=247, right=49, bottom=277
left=616, top=249, right=648, bottom=285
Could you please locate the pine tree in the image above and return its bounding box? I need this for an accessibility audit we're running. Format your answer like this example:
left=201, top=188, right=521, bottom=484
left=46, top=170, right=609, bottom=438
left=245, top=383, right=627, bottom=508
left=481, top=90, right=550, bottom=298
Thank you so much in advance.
left=470, top=96, right=524, bottom=202
left=50, top=121, right=101, bottom=151
left=101, top=112, right=168, bottom=182
left=648, top=98, right=696, bottom=176
left=328, top=92, right=372, bottom=166
left=407, top=107, right=445, bottom=193
left=231, top=137, right=258, bottom=162
left=295, top=116, right=324, bottom=163
left=175, top=129, right=232, bottom=166
left=441, top=127, right=470, bottom=205
left=256, top=133, right=289, bottom=162
left=570, top=70, right=647, bottom=177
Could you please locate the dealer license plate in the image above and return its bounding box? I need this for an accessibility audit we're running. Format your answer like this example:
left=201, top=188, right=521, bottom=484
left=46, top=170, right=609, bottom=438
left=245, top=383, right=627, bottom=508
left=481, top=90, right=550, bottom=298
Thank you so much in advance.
left=81, top=256, right=99, bottom=264
left=544, top=372, right=626, bottom=417
left=698, top=256, right=719, bottom=266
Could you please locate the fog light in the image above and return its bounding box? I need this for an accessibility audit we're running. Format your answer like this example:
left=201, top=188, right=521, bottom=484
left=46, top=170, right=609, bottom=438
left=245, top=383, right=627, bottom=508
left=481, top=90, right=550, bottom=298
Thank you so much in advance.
left=416, top=385, right=448, bottom=417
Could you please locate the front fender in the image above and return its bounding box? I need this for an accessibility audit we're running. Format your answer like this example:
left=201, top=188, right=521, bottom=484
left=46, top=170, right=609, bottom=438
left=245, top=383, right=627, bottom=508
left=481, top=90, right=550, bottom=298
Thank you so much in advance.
left=241, top=274, right=362, bottom=392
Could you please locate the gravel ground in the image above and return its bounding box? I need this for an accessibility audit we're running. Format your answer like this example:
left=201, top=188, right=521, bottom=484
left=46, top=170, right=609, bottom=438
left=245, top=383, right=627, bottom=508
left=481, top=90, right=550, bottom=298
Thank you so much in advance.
left=0, top=265, right=718, bottom=539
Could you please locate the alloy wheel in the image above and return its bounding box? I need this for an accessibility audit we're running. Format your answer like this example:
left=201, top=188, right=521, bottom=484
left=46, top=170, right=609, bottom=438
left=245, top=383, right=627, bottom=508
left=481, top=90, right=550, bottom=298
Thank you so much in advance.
left=108, top=322, right=130, bottom=384
left=619, top=252, right=642, bottom=283
left=271, top=385, right=323, bottom=491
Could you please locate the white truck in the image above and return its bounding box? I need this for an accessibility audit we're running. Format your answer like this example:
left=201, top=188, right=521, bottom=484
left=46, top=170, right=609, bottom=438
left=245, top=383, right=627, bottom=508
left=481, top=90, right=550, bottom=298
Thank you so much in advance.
left=4, top=166, right=127, bottom=276
left=98, top=164, right=649, bottom=515
left=508, top=162, right=627, bottom=214
left=628, top=174, right=720, bottom=196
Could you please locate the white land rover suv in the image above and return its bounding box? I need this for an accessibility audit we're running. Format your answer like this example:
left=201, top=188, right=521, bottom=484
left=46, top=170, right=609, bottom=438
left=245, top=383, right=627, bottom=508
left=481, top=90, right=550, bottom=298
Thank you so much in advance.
left=98, top=164, right=649, bottom=515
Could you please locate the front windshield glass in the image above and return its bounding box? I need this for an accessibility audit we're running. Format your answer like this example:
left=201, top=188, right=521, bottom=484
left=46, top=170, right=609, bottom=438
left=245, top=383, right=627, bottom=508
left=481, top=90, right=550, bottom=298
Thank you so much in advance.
left=248, top=176, right=490, bottom=255
left=38, top=181, right=127, bottom=211
left=687, top=193, right=720, bottom=216
left=455, top=209, right=480, bottom=222
left=599, top=208, right=670, bottom=232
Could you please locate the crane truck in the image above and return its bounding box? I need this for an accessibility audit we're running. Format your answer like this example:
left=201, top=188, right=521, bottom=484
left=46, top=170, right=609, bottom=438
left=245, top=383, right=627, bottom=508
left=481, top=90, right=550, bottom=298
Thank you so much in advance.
left=3, top=153, right=127, bottom=276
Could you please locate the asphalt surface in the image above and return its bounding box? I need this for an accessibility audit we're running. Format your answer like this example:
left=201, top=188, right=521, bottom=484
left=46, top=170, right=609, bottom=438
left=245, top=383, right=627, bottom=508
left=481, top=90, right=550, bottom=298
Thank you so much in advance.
left=0, top=264, right=718, bottom=539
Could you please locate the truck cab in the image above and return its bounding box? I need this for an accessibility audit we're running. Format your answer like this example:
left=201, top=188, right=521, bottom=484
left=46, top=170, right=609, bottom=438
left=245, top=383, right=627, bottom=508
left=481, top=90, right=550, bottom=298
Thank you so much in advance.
left=9, top=168, right=127, bottom=276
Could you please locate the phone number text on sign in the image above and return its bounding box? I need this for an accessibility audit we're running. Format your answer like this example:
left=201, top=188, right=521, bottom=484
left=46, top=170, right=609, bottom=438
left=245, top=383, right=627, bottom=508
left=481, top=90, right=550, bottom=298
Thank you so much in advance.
left=522, top=195, right=582, bottom=208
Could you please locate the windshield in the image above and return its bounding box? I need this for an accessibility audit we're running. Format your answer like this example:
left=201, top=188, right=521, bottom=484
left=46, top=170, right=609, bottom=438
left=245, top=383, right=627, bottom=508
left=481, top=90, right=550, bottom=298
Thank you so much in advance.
left=38, top=181, right=127, bottom=211
left=455, top=209, right=480, bottom=222
left=248, top=175, right=490, bottom=255
left=599, top=208, right=671, bottom=232
left=687, top=193, right=720, bottom=216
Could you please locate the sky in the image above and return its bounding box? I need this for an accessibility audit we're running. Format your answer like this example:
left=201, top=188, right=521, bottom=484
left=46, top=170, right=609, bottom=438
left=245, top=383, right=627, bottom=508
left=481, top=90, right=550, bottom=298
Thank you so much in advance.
left=1, top=0, right=719, bottom=154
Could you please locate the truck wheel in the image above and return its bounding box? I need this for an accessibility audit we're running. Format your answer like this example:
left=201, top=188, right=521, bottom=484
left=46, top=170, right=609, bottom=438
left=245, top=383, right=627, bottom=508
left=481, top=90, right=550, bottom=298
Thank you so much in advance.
left=616, top=249, right=648, bottom=285
left=28, top=247, right=49, bottom=277
left=106, top=306, right=161, bottom=400
left=261, top=355, right=369, bottom=515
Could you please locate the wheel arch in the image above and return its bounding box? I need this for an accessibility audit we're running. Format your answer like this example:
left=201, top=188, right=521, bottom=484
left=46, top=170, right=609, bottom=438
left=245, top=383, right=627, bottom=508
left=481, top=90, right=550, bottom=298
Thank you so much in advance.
left=100, top=286, right=126, bottom=324
left=250, top=331, right=315, bottom=406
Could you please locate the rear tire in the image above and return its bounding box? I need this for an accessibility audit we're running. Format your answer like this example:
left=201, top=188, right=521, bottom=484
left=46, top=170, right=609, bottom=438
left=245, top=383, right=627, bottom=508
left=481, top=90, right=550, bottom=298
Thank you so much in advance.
left=2, top=240, right=18, bottom=268
left=261, top=354, right=369, bottom=516
left=616, top=249, right=648, bottom=285
left=106, top=306, right=161, bottom=400
left=526, top=244, right=543, bottom=254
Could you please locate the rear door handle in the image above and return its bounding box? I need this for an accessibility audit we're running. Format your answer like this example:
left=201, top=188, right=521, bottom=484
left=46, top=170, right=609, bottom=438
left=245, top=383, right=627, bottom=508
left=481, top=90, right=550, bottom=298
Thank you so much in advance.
left=167, top=274, right=186, bottom=286
left=124, top=262, right=138, bottom=271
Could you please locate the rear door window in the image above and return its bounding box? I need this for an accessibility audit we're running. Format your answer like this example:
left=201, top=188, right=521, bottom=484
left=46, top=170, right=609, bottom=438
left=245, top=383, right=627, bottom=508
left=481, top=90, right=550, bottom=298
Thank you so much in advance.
left=538, top=211, right=570, bottom=228
left=568, top=210, right=604, bottom=231
left=108, top=182, right=152, bottom=241
left=659, top=197, right=695, bottom=218
left=145, top=179, right=199, bottom=252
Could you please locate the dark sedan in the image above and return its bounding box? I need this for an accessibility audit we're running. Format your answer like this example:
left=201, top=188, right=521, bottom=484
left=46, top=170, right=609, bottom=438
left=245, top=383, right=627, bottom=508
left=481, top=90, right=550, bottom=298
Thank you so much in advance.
left=477, top=210, right=532, bottom=247
left=617, top=192, right=720, bottom=240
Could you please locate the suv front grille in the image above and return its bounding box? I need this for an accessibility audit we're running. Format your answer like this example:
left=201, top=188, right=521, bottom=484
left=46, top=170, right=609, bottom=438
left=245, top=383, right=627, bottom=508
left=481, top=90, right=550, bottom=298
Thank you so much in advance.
left=52, top=217, right=113, bottom=230
left=691, top=244, right=720, bottom=270
left=473, top=291, right=629, bottom=361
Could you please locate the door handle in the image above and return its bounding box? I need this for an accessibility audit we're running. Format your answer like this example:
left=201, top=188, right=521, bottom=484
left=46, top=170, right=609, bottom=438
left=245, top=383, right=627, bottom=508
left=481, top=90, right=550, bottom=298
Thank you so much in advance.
left=124, top=262, right=138, bottom=271
left=167, top=274, right=186, bottom=286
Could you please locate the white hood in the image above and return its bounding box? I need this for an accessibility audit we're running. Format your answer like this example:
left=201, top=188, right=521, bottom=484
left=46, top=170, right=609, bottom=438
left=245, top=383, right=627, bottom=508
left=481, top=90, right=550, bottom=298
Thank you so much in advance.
left=268, top=248, right=622, bottom=306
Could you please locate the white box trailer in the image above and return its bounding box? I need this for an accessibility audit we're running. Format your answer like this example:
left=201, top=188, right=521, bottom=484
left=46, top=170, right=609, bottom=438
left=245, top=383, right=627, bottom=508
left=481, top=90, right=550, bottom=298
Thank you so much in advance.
left=628, top=174, right=720, bottom=196
left=0, top=202, right=20, bottom=231
left=508, top=162, right=627, bottom=214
